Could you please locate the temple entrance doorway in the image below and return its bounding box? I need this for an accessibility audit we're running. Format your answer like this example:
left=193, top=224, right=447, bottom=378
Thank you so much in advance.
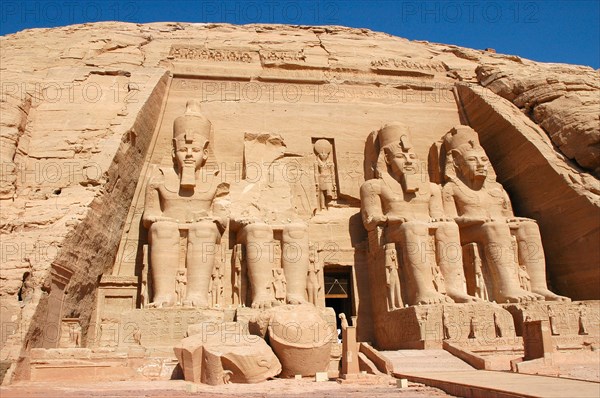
left=324, top=265, right=353, bottom=336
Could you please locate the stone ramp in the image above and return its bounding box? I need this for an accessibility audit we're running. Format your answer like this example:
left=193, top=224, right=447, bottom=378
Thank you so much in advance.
left=395, top=370, right=600, bottom=398
left=381, top=349, right=475, bottom=373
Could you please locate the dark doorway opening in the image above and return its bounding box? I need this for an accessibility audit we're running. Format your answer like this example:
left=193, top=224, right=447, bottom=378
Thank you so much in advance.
left=324, top=266, right=353, bottom=334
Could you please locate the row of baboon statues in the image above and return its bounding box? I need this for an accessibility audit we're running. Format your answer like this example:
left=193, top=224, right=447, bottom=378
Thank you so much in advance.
left=141, top=100, right=569, bottom=310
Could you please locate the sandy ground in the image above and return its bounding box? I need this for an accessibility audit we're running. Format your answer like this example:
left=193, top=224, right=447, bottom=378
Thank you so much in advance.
left=0, top=378, right=455, bottom=398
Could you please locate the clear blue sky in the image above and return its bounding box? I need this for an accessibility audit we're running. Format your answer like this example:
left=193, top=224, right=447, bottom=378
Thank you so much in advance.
left=1, top=0, right=598, bottom=68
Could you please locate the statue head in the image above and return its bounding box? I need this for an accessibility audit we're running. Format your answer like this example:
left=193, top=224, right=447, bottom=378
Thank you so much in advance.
left=443, top=126, right=489, bottom=185
left=172, top=100, right=212, bottom=187
left=377, top=123, right=424, bottom=192
left=314, top=139, right=332, bottom=161
left=378, top=123, right=417, bottom=178
left=453, top=143, right=489, bottom=183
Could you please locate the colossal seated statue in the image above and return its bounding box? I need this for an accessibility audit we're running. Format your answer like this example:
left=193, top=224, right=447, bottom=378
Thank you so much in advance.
left=440, top=126, right=570, bottom=303
left=360, top=123, right=479, bottom=305
left=142, top=100, right=229, bottom=308
left=230, top=133, right=310, bottom=309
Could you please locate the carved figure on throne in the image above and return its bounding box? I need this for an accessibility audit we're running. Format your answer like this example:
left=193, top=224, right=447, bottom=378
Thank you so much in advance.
left=518, top=265, right=532, bottom=292
left=232, top=244, right=243, bottom=306
left=307, top=244, right=322, bottom=306
left=360, top=123, right=479, bottom=305
left=272, top=269, right=287, bottom=303
left=578, top=306, right=589, bottom=335
left=142, top=100, right=229, bottom=308
left=440, top=126, right=569, bottom=303
left=210, top=263, right=224, bottom=307
left=474, top=258, right=488, bottom=301
left=384, top=245, right=402, bottom=310
left=175, top=270, right=186, bottom=306
left=140, top=262, right=149, bottom=308
left=314, top=139, right=337, bottom=212
left=548, top=306, right=559, bottom=336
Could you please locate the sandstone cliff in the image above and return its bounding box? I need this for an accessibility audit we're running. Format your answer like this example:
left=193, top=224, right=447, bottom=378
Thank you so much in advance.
left=0, top=22, right=597, bottom=380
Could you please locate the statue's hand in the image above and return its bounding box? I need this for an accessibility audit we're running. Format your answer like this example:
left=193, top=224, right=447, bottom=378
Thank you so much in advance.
left=367, top=215, right=388, bottom=225
left=387, top=215, right=407, bottom=224
left=149, top=215, right=177, bottom=224
left=431, top=216, right=454, bottom=223
left=456, top=216, right=486, bottom=226
left=506, top=217, right=534, bottom=224
left=211, top=216, right=228, bottom=230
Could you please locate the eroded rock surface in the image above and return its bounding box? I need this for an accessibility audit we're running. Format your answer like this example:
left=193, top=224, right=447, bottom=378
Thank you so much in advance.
left=0, top=22, right=597, bottom=382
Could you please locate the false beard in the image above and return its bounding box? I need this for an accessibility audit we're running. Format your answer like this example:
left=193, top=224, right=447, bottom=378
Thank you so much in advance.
left=180, top=164, right=196, bottom=188
left=402, top=172, right=421, bottom=193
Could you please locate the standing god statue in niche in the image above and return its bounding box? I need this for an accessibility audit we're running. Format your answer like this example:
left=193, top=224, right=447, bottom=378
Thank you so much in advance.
left=142, top=100, right=229, bottom=308
left=314, top=139, right=337, bottom=211
left=441, top=126, right=569, bottom=303
left=361, top=123, right=479, bottom=305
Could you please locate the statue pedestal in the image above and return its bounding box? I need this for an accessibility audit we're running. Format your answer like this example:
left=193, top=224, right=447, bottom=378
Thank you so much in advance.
left=89, top=307, right=230, bottom=348
left=502, top=300, right=599, bottom=338
left=374, top=303, right=517, bottom=350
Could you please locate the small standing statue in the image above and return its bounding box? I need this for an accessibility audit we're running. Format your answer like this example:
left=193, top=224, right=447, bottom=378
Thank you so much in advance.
left=474, top=257, right=488, bottom=301
left=384, top=245, right=402, bottom=310
left=140, top=262, right=149, bottom=309
left=211, top=263, right=223, bottom=307
left=69, top=324, right=81, bottom=347
left=339, top=313, right=349, bottom=329
left=233, top=244, right=243, bottom=306
left=133, top=327, right=142, bottom=346
left=307, top=244, right=322, bottom=306
left=273, top=269, right=287, bottom=303
left=494, top=311, right=503, bottom=338
left=432, top=263, right=446, bottom=295
left=468, top=315, right=477, bottom=339
left=578, top=306, right=589, bottom=335
left=175, top=270, right=186, bottom=306
left=442, top=309, right=451, bottom=340
left=314, top=139, right=337, bottom=212
left=548, top=306, right=559, bottom=336
left=518, top=265, right=531, bottom=292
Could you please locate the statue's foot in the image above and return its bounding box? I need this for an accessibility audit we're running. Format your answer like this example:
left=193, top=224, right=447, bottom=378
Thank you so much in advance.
left=414, top=291, right=454, bottom=305
left=497, top=288, right=543, bottom=303
left=448, top=290, right=483, bottom=303
left=286, top=294, right=307, bottom=305
left=149, top=295, right=175, bottom=308
left=532, top=288, right=571, bottom=302
left=251, top=295, right=274, bottom=310
left=185, top=295, right=209, bottom=308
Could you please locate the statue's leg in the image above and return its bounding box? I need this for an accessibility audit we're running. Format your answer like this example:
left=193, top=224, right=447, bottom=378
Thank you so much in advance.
left=240, top=223, right=275, bottom=309
left=386, top=281, right=394, bottom=311
left=393, top=273, right=403, bottom=308
left=282, top=223, right=309, bottom=304
left=435, top=222, right=479, bottom=303
left=397, top=221, right=453, bottom=305
left=186, top=220, right=220, bottom=308
left=307, top=280, right=315, bottom=305
left=148, top=221, right=179, bottom=307
left=515, top=221, right=570, bottom=301
left=463, top=222, right=539, bottom=303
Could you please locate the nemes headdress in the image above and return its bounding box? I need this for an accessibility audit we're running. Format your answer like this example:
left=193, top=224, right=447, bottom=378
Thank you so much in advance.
left=442, top=125, right=481, bottom=154
left=377, top=122, right=413, bottom=151
left=173, top=100, right=211, bottom=142
left=440, top=125, right=496, bottom=182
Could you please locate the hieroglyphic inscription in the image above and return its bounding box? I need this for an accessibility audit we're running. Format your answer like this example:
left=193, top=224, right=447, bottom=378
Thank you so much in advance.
left=260, top=50, right=305, bottom=62
left=169, top=45, right=255, bottom=63
left=371, top=58, right=446, bottom=72
left=171, top=78, right=455, bottom=104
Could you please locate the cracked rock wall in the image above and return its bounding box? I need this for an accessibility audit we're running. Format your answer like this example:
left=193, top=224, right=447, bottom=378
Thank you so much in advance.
left=0, top=22, right=598, bottom=378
